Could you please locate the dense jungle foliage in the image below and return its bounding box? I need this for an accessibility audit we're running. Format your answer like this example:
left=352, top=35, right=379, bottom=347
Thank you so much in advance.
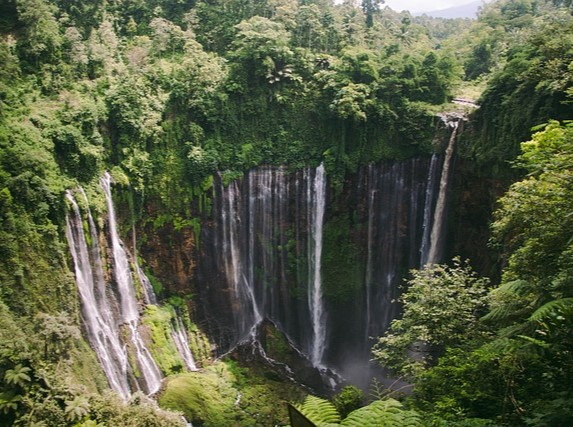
left=1, top=0, right=573, bottom=425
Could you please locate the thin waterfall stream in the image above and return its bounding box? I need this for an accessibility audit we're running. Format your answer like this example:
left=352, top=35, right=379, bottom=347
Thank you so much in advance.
left=426, top=119, right=459, bottom=265
left=66, top=174, right=201, bottom=400
left=65, top=191, right=132, bottom=399
left=100, top=172, right=163, bottom=395
left=308, top=163, right=327, bottom=368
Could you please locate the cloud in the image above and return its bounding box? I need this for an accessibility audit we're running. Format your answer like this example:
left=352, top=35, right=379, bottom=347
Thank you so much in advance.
left=384, top=0, right=474, bottom=13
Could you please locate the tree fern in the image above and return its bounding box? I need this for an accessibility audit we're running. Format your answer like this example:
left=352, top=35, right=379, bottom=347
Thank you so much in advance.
left=483, top=280, right=533, bottom=322
left=340, top=399, right=422, bottom=427
left=529, top=297, right=573, bottom=322
left=295, top=395, right=341, bottom=426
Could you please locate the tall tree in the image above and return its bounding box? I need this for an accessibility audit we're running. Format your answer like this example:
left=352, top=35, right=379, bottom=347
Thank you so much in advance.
left=361, top=0, right=384, bottom=28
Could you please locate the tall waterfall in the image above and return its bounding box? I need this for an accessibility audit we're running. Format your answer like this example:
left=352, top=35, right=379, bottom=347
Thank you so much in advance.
left=67, top=175, right=201, bottom=397
left=100, top=173, right=163, bottom=395
left=65, top=191, right=131, bottom=399
left=426, top=120, right=459, bottom=265
left=307, top=164, right=327, bottom=367
left=195, top=147, right=458, bottom=384
left=361, top=161, right=425, bottom=345
left=419, top=155, right=441, bottom=266
left=211, top=165, right=328, bottom=363
left=220, top=179, right=263, bottom=341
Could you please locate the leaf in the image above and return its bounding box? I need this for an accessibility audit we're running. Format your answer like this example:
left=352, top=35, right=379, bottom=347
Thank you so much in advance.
left=341, top=399, right=422, bottom=427
left=529, top=298, right=573, bottom=322
left=295, top=395, right=341, bottom=425
left=4, top=364, right=31, bottom=387
left=516, top=335, right=550, bottom=349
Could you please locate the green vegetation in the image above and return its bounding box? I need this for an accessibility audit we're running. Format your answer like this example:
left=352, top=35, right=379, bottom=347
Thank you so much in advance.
left=295, top=394, right=423, bottom=426
left=1, top=0, right=573, bottom=425
left=142, top=305, right=186, bottom=375
left=374, top=123, right=573, bottom=425
left=373, top=259, right=490, bottom=377
left=159, top=360, right=305, bottom=426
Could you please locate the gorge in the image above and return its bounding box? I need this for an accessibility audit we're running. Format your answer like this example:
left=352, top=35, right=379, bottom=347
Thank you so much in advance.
left=63, top=115, right=462, bottom=398
left=2, top=0, right=573, bottom=425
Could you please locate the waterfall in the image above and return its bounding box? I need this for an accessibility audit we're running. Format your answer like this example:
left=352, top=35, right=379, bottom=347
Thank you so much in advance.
left=426, top=120, right=459, bottom=265
left=364, top=165, right=376, bottom=340
left=203, top=155, right=456, bottom=382
left=133, top=227, right=158, bottom=306
left=362, top=163, right=413, bottom=344
left=100, top=172, right=163, bottom=395
left=65, top=191, right=132, bottom=399
left=133, top=228, right=198, bottom=373
left=419, top=155, right=440, bottom=266
left=308, top=164, right=327, bottom=367
left=68, top=175, right=202, bottom=399
left=212, top=165, right=329, bottom=366
left=220, top=178, right=262, bottom=342
left=171, top=315, right=198, bottom=371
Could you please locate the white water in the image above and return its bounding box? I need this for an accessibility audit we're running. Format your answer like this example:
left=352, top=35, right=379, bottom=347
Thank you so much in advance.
left=100, top=172, right=163, bottom=395
left=426, top=121, right=459, bottom=265
left=308, top=163, right=327, bottom=367
left=65, top=191, right=131, bottom=399
left=171, top=315, right=198, bottom=371
left=133, top=227, right=158, bottom=306
left=221, top=180, right=262, bottom=341
left=365, top=165, right=376, bottom=339
left=419, top=154, right=440, bottom=266
left=100, top=173, right=139, bottom=323
left=68, top=176, right=205, bottom=400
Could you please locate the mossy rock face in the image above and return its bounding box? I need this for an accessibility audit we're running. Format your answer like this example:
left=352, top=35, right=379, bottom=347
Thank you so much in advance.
left=158, top=367, right=241, bottom=426
left=158, top=361, right=305, bottom=426
left=322, top=216, right=363, bottom=303
left=141, top=305, right=186, bottom=375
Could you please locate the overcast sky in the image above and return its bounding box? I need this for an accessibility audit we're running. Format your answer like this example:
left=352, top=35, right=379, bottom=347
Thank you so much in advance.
left=383, top=0, right=479, bottom=13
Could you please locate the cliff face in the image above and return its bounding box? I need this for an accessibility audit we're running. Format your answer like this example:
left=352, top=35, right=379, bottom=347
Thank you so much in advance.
left=141, top=216, right=198, bottom=295
left=139, top=147, right=468, bottom=385
left=449, top=159, right=507, bottom=280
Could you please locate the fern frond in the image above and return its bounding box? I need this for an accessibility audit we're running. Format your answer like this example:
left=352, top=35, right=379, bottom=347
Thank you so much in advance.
left=295, top=395, right=341, bottom=425
left=341, top=399, right=422, bottom=427
left=482, top=337, right=521, bottom=354
left=496, top=280, right=532, bottom=295
left=482, top=305, right=517, bottom=322
left=516, top=335, right=550, bottom=349
left=497, top=322, right=532, bottom=338
left=529, top=298, right=573, bottom=321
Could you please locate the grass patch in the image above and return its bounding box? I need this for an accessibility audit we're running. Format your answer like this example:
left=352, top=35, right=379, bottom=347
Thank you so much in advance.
left=158, top=360, right=305, bottom=426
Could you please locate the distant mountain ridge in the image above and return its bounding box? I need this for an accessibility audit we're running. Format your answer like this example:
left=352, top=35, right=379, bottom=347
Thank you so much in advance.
left=414, top=1, right=486, bottom=19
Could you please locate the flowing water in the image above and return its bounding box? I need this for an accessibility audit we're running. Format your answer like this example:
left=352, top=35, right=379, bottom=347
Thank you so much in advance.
left=71, top=125, right=458, bottom=389
left=100, top=173, right=163, bottom=395
left=203, top=154, right=459, bottom=379
left=171, top=315, right=198, bottom=371
left=65, top=191, right=132, bottom=399
left=307, top=164, right=327, bottom=367
left=426, top=120, right=459, bottom=265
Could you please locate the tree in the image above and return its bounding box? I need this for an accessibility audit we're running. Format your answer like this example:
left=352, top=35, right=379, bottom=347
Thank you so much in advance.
left=486, top=122, right=573, bottom=424
left=229, top=16, right=295, bottom=92
left=362, top=0, right=384, bottom=28
left=15, top=0, right=62, bottom=66
left=333, top=385, right=365, bottom=419
left=489, top=121, right=573, bottom=334
left=413, top=121, right=573, bottom=424
left=373, top=259, right=490, bottom=377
